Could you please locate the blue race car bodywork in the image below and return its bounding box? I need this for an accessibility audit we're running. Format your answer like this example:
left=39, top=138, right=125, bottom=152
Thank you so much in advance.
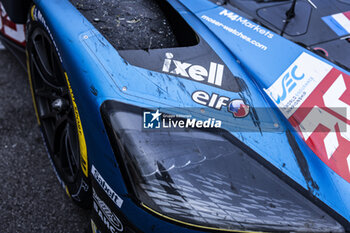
left=1, top=0, right=350, bottom=232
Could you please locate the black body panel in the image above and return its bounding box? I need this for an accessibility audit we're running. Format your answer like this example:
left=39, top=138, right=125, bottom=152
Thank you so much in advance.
left=228, top=0, right=350, bottom=68
left=2, top=0, right=31, bottom=24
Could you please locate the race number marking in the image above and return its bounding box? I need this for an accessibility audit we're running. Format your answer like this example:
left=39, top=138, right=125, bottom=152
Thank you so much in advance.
left=266, top=52, right=350, bottom=183
left=0, top=3, right=25, bottom=45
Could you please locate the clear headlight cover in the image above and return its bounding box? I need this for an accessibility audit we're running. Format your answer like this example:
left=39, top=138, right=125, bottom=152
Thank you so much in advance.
left=101, top=101, right=345, bottom=232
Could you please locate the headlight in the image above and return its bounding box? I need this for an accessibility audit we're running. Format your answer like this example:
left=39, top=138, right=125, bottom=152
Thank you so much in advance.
left=101, top=101, right=345, bottom=232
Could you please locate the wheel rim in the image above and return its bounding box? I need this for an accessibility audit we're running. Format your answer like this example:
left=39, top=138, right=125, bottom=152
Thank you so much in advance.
left=28, top=27, right=80, bottom=183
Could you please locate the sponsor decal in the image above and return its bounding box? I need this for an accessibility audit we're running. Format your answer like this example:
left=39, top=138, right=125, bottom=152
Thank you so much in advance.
left=143, top=109, right=222, bottom=129
left=265, top=53, right=332, bottom=118
left=228, top=100, right=250, bottom=118
left=92, top=165, right=123, bottom=208
left=93, top=189, right=124, bottom=233
left=322, top=11, right=350, bottom=36
left=265, top=52, right=350, bottom=183
left=192, top=90, right=250, bottom=118
left=0, top=3, right=25, bottom=45
left=219, top=9, right=274, bottom=39
left=201, top=15, right=268, bottom=51
left=65, top=73, right=89, bottom=177
left=162, top=52, right=224, bottom=87
left=32, top=6, right=62, bottom=62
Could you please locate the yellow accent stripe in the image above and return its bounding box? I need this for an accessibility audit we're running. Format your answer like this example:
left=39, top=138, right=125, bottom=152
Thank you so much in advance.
left=65, top=185, right=71, bottom=197
left=30, top=5, right=35, bottom=21
left=141, top=203, right=264, bottom=233
left=91, top=219, right=97, bottom=233
left=26, top=50, right=41, bottom=125
left=64, top=73, right=89, bottom=177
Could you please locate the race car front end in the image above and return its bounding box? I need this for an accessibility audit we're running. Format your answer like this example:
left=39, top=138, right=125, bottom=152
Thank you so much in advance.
left=97, top=100, right=346, bottom=232
left=7, top=0, right=350, bottom=232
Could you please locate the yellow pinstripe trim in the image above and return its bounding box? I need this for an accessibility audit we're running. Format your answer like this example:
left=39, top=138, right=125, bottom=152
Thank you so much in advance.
left=64, top=73, right=88, bottom=177
left=26, top=50, right=41, bottom=125
left=91, top=219, right=97, bottom=233
left=141, top=203, right=264, bottom=233
left=65, top=185, right=71, bottom=197
left=30, top=5, right=35, bottom=21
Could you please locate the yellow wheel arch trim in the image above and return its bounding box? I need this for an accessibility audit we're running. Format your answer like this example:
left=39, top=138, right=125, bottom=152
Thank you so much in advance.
left=141, top=203, right=263, bottom=233
left=26, top=50, right=41, bottom=125
left=65, top=73, right=89, bottom=177
left=91, top=219, right=98, bottom=233
left=27, top=9, right=88, bottom=177
left=30, top=5, right=35, bottom=21
left=65, top=185, right=71, bottom=197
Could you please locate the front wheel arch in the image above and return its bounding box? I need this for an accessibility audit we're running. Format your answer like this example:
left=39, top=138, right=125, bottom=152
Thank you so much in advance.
left=26, top=12, right=91, bottom=208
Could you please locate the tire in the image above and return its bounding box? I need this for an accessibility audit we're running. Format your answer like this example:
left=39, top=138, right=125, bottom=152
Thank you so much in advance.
left=26, top=13, right=91, bottom=208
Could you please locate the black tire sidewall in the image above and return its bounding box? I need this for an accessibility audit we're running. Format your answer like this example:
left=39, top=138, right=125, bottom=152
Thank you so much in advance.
left=26, top=8, right=91, bottom=208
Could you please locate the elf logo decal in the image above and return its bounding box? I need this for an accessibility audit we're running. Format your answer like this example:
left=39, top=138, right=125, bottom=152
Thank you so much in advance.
left=192, top=90, right=249, bottom=118
left=162, top=53, right=224, bottom=86
left=93, top=189, right=123, bottom=233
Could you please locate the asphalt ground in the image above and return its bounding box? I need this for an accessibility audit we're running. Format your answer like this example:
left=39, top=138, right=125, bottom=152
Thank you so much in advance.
left=0, top=45, right=90, bottom=232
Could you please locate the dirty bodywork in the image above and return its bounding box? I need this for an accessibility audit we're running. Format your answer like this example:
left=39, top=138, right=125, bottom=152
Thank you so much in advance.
left=1, top=0, right=350, bottom=232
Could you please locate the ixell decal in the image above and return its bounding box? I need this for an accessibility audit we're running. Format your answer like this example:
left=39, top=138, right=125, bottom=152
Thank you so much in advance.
left=162, top=52, right=224, bottom=87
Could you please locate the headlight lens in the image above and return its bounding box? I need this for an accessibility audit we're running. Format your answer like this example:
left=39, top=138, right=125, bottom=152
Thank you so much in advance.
left=101, top=101, right=345, bottom=232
